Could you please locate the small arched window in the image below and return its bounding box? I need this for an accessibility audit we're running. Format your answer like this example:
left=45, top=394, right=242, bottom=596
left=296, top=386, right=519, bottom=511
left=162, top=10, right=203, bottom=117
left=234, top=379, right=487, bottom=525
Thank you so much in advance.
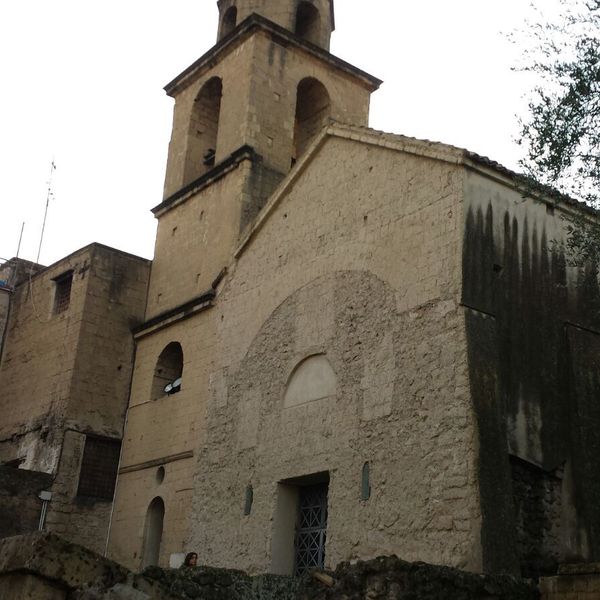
left=141, top=497, right=165, bottom=568
left=183, top=77, right=223, bottom=185
left=293, top=78, right=331, bottom=164
left=295, top=2, right=321, bottom=45
left=221, top=6, right=237, bottom=38
left=151, top=342, right=183, bottom=400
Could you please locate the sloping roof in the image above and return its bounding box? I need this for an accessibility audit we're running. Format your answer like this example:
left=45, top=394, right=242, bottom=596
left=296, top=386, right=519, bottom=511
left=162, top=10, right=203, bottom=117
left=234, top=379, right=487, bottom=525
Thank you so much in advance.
left=235, top=121, right=597, bottom=259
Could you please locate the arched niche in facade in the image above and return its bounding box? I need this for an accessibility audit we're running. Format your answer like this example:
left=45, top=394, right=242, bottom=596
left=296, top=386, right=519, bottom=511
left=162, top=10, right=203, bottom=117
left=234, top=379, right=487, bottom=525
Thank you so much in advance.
left=141, top=497, right=165, bottom=568
left=293, top=77, right=330, bottom=165
left=183, top=77, right=223, bottom=184
left=151, top=342, right=183, bottom=400
left=284, top=354, right=337, bottom=408
left=295, top=2, right=321, bottom=45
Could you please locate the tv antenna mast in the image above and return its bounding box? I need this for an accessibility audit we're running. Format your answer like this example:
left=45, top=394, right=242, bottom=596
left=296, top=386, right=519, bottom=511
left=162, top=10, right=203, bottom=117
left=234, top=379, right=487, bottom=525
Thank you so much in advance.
left=35, top=159, right=56, bottom=265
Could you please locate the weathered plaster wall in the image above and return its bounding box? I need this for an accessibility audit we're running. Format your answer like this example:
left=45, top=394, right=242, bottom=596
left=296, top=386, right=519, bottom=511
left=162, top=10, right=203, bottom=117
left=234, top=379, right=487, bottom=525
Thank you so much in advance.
left=183, top=136, right=480, bottom=574
left=463, top=170, right=600, bottom=576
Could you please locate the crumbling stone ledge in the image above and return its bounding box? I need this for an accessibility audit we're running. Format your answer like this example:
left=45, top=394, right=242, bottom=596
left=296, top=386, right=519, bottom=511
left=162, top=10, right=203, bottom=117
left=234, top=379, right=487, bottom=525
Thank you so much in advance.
left=0, top=533, right=538, bottom=599
left=141, top=565, right=298, bottom=600
left=297, top=556, right=538, bottom=600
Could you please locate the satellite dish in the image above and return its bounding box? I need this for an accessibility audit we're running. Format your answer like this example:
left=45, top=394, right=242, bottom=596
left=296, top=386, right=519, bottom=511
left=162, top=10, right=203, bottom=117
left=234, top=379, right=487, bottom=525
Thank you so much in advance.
left=172, top=378, right=182, bottom=392
left=164, top=382, right=173, bottom=394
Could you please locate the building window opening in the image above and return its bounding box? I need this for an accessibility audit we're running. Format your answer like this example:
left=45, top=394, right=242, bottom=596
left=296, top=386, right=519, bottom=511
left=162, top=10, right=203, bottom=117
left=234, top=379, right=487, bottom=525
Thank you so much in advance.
left=244, top=484, right=254, bottom=516
left=53, top=270, right=73, bottom=314
left=295, top=2, right=321, bottom=45
left=221, top=6, right=237, bottom=38
left=184, top=77, right=223, bottom=185
left=361, top=462, right=371, bottom=501
left=141, top=497, right=165, bottom=568
left=76, top=436, right=121, bottom=500
left=152, top=342, right=183, bottom=400
left=293, top=78, right=330, bottom=164
left=294, top=481, right=329, bottom=575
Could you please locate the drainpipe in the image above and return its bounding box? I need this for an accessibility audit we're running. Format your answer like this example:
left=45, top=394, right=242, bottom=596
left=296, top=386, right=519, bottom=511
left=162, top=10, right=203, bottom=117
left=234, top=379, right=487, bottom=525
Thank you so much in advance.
left=38, top=490, right=52, bottom=530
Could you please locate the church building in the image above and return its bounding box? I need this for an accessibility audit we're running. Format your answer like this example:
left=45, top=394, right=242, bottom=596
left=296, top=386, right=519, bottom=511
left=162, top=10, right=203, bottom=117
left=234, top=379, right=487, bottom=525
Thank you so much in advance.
left=104, top=0, right=600, bottom=580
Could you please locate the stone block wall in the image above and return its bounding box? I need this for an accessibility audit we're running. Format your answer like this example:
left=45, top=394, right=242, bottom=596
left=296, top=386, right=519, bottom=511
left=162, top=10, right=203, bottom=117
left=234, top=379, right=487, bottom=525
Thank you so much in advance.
left=0, top=244, right=150, bottom=556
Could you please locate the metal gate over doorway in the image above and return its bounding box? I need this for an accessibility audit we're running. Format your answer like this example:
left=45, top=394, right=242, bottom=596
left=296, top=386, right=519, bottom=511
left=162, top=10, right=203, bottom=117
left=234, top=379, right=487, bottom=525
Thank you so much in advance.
left=294, top=482, right=328, bottom=575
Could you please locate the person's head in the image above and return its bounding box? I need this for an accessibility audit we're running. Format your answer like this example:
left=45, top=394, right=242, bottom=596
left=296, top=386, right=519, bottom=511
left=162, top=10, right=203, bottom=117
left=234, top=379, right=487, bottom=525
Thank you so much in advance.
left=183, top=552, right=198, bottom=567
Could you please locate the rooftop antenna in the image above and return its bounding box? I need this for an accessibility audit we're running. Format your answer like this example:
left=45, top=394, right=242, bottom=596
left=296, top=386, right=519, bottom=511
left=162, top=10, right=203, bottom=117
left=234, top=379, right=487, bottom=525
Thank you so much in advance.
left=15, top=222, right=25, bottom=260
left=35, top=159, right=56, bottom=265
left=9, top=221, right=25, bottom=287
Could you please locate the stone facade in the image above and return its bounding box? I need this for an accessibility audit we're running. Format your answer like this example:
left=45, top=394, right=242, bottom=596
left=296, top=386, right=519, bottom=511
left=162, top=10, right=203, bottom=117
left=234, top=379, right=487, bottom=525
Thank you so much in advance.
left=0, top=244, right=150, bottom=553
left=107, top=0, right=600, bottom=580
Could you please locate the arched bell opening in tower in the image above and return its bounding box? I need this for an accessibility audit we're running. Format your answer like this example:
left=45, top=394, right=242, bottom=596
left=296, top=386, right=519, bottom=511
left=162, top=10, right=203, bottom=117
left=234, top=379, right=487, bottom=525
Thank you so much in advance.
left=221, top=6, right=238, bottom=38
left=293, top=77, right=331, bottom=165
left=183, top=77, right=223, bottom=185
left=295, top=1, right=321, bottom=46
left=151, top=341, right=184, bottom=401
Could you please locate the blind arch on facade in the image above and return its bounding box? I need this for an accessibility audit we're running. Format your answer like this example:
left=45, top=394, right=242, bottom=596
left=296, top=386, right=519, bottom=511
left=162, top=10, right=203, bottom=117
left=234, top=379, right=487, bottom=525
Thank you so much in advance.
left=284, top=354, right=337, bottom=408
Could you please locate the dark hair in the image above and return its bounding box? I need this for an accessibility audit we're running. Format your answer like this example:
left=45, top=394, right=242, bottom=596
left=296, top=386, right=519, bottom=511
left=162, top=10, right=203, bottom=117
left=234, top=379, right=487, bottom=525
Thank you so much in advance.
left=183, top=552, right=198, bottom=567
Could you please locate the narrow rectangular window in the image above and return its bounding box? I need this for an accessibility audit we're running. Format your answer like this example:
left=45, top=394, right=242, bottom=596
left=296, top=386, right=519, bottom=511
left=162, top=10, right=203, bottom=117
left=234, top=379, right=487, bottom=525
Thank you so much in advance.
left=77, top=436, right=121, bottom=500
left=53, top=271, right=73, bottom=314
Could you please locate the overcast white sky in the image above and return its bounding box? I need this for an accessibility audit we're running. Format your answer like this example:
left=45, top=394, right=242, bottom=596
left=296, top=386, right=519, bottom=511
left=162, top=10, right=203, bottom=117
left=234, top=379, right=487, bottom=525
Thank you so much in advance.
left=0, top=1, right=562, bottom=266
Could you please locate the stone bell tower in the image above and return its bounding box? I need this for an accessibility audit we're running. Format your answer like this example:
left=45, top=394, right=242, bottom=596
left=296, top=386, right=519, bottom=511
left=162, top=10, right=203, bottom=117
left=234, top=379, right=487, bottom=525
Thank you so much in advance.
left=108, top=1, right=381, bottom=570
left=147, top=0, right=380, bottom=319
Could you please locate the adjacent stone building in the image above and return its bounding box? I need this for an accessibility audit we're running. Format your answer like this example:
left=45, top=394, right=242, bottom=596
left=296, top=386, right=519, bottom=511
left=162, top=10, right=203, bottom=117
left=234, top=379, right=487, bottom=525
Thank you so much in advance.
left=0, top=243, right=150, bottom=552
left=106, top=0, right=600, bottom=581
left=0, top=257, right=42, bottom=358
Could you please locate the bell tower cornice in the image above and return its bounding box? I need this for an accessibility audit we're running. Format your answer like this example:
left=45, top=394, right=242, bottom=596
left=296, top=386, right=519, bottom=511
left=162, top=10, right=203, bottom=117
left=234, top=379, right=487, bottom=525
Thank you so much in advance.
left=216, top=0, right=335, bottom=49
left=160, top=4, right=381, bottom=206
left=164, top=14, right=380, bottom=98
